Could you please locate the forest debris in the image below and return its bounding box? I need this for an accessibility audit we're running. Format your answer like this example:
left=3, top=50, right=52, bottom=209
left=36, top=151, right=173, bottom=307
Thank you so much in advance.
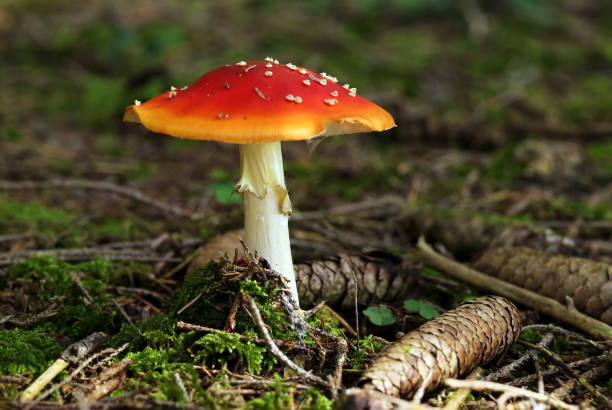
left=188, top=229, right=245, bottom=273
left=416, top=237, right=612, bottom=340
left=518, top=340, right=611, bottom=406
left=243, top=294, right=332, bottom=390
left=406, top=212, right=575, bottom=258
left=1, top=301, right=63, bottom=328
left=19, top=332, right=107, bottom=402
left=190, top=230, right=418, bottom=309
left=74, top=357, right=132, bottom=402
left=296, top=252, right=418, bottom=309
left=0, top=179, right=204, bottom=221
left=30, top=344, right=129, bottom=406
left=551, top=363, right=611, bottom=403
left=359, top=296, right=521, bottom=399
left=474, top=247, right=612, bottom=324
left=445, top=379, right=578, bottom=410
left=508, top=353, right=610, bottom=387
left=483, top=333, right=553, bottom=382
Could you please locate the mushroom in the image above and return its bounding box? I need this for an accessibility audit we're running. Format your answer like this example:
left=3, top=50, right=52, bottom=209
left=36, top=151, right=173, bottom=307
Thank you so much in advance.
left=124, top=59, right=395, bottom=307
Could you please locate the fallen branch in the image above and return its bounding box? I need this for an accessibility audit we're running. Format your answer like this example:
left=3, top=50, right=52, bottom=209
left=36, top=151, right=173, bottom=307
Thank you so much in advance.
left=445, top=379, right=578, bottom=410
left=29, top=343, right=129, bottom=407
left=442, top=368, right=482, bottom=410
left=518, top=340, right=611, bottom=406
left=0, top=179, right=204, bottom=221
left=508, top=353, right=610, bottom=386
left=243, top=294, right=332, bottom=390
left=483, top=333, right=553, bottom=382
left=19, top=332, right=107, bottom=402
left=416, top=237, right=612, bottom=340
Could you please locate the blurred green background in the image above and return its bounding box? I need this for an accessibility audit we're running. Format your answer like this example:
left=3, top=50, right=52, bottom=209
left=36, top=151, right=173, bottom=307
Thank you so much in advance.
left=1, top=0, right=611, bottom=238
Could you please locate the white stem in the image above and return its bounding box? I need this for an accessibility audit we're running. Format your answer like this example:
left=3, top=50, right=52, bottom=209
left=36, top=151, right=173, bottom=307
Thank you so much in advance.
left=236, top=142, right=298, bottom=305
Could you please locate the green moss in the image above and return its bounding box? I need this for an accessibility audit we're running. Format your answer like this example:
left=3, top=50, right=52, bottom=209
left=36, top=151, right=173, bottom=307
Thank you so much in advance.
left=307, top=309, right=346, bottom=339
left=529, top=198, right=612, bottom=221
left=0, top=197, right=148, bottom=246
left=3, top=256, right=130, bottom=340
left=0, top=328, right=63, bottom=376
left=0, top=198, right=76, bottom=238
left=123, top=347, right=205, bottom=402
left=193, top=332, right=270, bottom=374
left=349, top=335, right=387, bottom=370
left=110, top=259, right=301, bottom=387
left=587, top=141, right=612, bottom=177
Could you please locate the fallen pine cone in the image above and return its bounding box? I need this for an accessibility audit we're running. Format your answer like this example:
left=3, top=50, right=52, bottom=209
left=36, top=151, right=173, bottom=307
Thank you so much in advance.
left=296, top=252, right=417, bottom=309
left=188, top=231, right=417, bottom=309
left=359, top=295, right=521, bottom=398
left=474, top=247, right=612, bottom=324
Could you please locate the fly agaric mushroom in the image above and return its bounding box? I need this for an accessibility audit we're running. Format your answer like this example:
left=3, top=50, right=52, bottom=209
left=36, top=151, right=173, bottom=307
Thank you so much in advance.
left=124, top=58, right=395, bottom=307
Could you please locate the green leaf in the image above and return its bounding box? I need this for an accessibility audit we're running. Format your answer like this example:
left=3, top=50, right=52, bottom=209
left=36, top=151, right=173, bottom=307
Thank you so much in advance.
left=363, top=306, right=396, bottom=326
left=403, top=299, right=439, bottom=320
left=210, top=182, right=240, bottom=204
left=419, top=304, right=439, bottom=320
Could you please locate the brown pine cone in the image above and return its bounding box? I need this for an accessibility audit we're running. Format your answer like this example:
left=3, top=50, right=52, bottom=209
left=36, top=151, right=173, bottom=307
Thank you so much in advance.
left=295, top=252, right=418, bottom=309
left=359, top=295, right=521, bottom=398
left=474, top=247, right=612, bottom=324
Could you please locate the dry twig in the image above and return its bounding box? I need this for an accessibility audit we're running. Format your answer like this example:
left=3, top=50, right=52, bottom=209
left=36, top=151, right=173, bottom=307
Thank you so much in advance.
left=446, top=379, right=578, bottom=410
left=243, top=294, right=332, bottom=390
left=416, top=237, right=612, bottom=340
left=0, top=179, right=204, bottom=220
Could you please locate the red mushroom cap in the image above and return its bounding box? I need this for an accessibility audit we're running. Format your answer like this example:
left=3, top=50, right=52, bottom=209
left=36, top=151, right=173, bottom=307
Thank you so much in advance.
left=124, top=59, right=395, bottom=144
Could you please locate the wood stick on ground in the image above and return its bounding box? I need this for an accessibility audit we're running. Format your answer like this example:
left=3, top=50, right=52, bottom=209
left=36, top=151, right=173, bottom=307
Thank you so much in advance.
left=243, top=295, right=332, bottom=390
left=443, top=368, right=482, bottom=410
left=552, top=363, right=611, bottom=402
left=28, top=344, right=129, bottom=407
left=0, top=179, right=204, bottom=221
left=509, top=353, right=610, bottom=386
left=416, top=237, right=612, bottom=340
left=484, top=333, right=553, bottom=382
left=518, top=340, right=611, bottom=406
left=445, top=379, right=578, bottom=410
left=19, top=332, right=107, bottom=402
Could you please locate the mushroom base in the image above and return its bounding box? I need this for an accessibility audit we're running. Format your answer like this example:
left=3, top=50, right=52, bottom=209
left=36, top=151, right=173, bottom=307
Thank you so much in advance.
left=236, top=142, right=298, bottom=305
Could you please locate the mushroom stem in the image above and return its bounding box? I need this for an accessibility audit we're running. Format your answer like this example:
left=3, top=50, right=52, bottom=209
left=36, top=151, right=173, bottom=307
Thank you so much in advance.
left=236, top=142, right=298, bottom=305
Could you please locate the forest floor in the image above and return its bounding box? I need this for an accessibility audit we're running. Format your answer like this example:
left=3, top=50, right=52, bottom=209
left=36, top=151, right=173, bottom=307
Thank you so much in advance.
left=1, top=1, right=611, bottom=409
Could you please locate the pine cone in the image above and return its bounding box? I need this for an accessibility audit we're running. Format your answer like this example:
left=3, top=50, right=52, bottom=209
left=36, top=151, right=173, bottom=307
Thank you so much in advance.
left=295, top=252, right=417, bottom=309
left=359, top=296, right=521, bottom=398
left=474, top=247, right=612, bottom=324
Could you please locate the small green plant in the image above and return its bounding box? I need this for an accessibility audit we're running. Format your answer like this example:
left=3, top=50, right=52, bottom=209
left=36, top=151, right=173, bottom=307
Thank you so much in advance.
left=403, top=299, right=439, bottom=320
left=356, top=334, right=386, bottom=353
left=363, top=306, right=397, bottom=326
